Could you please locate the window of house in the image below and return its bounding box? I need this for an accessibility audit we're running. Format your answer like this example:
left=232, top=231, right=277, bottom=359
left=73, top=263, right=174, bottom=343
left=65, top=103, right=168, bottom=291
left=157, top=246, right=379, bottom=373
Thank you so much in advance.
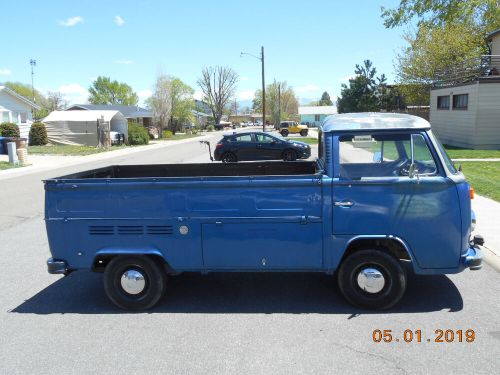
left=10, top=111, right=19, bottom=123
left=437, top=95, right=450, bottom=109
left=452, top=94, right=468, bottom=110
left=314, top=114, right=320, bottom=121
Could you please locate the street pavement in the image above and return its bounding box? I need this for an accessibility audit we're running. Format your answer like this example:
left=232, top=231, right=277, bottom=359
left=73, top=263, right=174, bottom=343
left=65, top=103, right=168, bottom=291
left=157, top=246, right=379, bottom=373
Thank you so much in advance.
left=0, top=131, right=499, bottom=374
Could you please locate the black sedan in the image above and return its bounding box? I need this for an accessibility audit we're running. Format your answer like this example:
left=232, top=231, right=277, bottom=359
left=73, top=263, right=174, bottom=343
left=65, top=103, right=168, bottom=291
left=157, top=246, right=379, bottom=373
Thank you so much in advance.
left=213, top=132, right=311, bottom=162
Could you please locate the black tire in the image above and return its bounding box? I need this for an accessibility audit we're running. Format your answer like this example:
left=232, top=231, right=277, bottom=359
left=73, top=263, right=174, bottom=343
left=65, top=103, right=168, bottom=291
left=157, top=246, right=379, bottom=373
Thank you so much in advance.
left=337, top=249, right=406, bottom=309
left=104, top=255, right=166, bottom=310
left=280, top=129, right=289, bottom=137
left=300, top=129, right=308, bottom=136
left=221, top=152, right=237, bottom=163
left=282, top=149, right=298, bottom=161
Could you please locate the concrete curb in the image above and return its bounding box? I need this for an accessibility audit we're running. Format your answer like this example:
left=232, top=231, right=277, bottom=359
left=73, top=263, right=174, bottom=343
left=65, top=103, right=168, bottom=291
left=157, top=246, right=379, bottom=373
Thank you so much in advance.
left=482, top=246, right=500, bottom=272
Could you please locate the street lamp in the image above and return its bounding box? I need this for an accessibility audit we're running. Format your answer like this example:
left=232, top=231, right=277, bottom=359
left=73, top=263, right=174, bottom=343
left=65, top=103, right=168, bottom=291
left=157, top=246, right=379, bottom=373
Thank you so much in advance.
left=240, top=46, right=265, bottom=132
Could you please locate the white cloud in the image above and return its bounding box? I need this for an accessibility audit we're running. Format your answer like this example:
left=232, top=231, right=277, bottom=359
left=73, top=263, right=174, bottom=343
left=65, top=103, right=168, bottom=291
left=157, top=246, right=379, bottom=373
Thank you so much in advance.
left=114, top=15, right=125, bottom=26
left=137, top=89, right=152, bottom=99
left=237, top=90, right=255, bottom=100
left=59, top=16, right=84, bottom=27
left=295, top=84, right=321, bottom=94
left=116, top=60, right=134, bottom=64
left=0, top=68, right=12, bottom=75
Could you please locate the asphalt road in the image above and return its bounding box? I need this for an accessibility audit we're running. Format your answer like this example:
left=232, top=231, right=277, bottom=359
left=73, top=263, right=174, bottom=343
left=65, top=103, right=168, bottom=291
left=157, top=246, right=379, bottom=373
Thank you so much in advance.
left=0, top=131, right=499, bottom=374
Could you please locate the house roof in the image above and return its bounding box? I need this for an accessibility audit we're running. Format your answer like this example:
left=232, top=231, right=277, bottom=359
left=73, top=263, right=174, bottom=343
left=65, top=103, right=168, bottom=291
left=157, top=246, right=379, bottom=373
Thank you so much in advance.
left=44, top=110, right=126, bottom=123
left=66, top=104, right=152, bottom=118
left=0, top=85, right=41, bottom=110
left=298, top=106, right=337, bottom=115
left=486, top=28, right=500, bottom=40
left=321, top=113, right=430, bottom=132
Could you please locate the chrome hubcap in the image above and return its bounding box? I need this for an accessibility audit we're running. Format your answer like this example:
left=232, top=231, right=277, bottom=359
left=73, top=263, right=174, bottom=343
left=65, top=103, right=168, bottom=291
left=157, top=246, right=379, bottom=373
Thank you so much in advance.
left=356, top=267, right=385, bottom=294
left=120, top=269, right=146, bottom=295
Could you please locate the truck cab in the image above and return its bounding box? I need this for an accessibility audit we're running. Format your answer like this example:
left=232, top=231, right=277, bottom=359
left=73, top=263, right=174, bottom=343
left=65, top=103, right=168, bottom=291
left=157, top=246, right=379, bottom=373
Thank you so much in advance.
left=45, top=113, right=482, bottom=310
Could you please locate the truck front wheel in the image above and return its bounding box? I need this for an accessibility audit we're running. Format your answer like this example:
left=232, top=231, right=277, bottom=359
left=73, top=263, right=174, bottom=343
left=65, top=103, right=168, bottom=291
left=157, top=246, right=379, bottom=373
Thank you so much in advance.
left=104, top=255, right=166, bottom=310
left=337, top=249, right=406, bottom=309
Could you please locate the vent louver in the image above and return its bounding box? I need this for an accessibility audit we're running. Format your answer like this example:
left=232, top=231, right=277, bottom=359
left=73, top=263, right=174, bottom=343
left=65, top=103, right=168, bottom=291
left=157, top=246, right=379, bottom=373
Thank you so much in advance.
left=89, top=226, right=114, bottom=235
left=146, top=225, right=173, bottom=235
left=117, top=226, right=144, bottom=235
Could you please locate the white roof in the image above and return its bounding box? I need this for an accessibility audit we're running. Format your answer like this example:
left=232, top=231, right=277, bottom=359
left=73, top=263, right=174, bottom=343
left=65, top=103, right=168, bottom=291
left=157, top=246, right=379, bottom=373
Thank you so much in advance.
left=321, top=113, right=430, bottom=132
left=298, top=106, right=337, bottom=115
left=0, top=85, right=41, bottom=110
left=43, top=110, right=126, bottom=122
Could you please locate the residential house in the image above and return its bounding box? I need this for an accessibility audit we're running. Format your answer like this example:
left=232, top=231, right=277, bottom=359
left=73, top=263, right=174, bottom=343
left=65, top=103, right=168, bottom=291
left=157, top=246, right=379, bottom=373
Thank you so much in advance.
left=298, top=106, right=337, bottom=127
left=429, top=29, right=500, bottom=149
left=0, top=85, right=41, bottom=138
left=66, top=104, right=153, bottom=127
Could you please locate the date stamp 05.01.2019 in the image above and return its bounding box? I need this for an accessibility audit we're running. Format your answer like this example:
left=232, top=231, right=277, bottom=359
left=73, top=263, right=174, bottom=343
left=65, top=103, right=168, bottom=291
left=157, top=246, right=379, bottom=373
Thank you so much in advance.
left=372, top=329, right=476, bottom=343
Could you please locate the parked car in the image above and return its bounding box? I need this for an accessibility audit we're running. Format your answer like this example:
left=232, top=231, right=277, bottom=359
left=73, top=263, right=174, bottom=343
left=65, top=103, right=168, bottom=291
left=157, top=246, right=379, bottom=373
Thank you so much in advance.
left=44, top=113, right=482, bottom=311
left=277, top=121, right=308, bottom=137
left=213, top=132, right=311, bottom=162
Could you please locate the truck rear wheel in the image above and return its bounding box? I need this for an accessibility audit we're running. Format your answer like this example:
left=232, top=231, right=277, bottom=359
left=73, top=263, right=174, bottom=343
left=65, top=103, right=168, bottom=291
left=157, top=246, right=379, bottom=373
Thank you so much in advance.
left=337, top=249, right=406, bottom=309
left=221, top=152, right=237, bottom=163
left=280, top=129, right=289, bottom=137
left=300, top=129, right=308, bottom=136
left=104, top=255, right=166, bottom=310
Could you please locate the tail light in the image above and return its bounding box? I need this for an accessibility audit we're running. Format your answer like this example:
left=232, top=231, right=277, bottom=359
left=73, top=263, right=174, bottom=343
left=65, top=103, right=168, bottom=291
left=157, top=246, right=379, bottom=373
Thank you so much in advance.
left=470, top=186, right=474, bottom=199
left=215, top=143, right=223, bottom=149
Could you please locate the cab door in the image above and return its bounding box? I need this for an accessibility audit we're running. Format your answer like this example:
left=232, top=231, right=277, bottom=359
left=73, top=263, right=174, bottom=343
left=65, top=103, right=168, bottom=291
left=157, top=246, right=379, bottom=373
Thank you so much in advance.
left=332, top=132, right=462, bottom=269
left=254, top=133, right=282, bottom=160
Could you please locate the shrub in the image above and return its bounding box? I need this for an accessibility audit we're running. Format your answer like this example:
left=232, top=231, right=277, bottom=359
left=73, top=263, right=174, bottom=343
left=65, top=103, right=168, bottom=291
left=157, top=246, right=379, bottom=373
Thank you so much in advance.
left=0, top=122, right=20, bottom=137
left=162, top=130, right=173, bottom=138
left=29, top=122, right=48, bottom=145
left=128, top=123, right=149, bottom=145
left=206, top=125, right=215, bottom=132
left=192, top=129, right=198, bottom=135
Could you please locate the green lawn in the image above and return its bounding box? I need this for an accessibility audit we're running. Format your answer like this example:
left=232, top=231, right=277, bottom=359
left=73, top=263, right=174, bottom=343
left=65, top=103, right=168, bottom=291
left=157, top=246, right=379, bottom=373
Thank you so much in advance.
left=460, top=162, right=500, bottom=202
left=290, top=137, right=318, bottom=145
left=0, top=161, right=24, bottom=170
left=28, top=145, right=127, bottom=156
left=444, top=145, right=500, bottom=159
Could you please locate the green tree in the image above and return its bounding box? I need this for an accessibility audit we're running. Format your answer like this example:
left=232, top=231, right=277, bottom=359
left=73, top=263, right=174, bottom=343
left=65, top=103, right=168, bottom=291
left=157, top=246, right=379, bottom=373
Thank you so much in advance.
left=88, top=76, right=138, bottom=106
left=147, top=75, right=194, bottom=135
left=253, top=81, right=299, bottom=125
left=381, top=0, right=500, bottom=32
left=337, top=60, right=401, bottom=113
left=319, top=91, right=333, bottom=106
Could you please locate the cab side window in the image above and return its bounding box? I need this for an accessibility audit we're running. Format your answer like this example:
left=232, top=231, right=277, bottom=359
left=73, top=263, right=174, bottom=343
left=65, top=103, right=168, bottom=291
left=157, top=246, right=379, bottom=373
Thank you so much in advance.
left=338, top=133, right=437, bottom=180
left=235, top=134, right=252, bottom=142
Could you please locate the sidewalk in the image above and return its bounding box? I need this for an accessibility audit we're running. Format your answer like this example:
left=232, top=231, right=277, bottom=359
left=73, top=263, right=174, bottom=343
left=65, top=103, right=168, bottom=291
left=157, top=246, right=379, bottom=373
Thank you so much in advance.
left=472, top=194, right=500, bottom=270
left=0, top=135, right=210, bottom=181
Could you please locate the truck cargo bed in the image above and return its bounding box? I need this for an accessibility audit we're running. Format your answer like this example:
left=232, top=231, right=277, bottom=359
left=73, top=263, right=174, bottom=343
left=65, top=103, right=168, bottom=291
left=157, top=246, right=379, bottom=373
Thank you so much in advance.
left=52, top=161, right=320, bottom=180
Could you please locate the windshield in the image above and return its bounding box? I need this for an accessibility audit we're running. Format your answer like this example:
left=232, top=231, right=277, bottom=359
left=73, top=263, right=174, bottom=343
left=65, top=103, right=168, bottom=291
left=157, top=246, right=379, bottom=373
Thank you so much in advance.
left=431, top=133, right=458, bottom=174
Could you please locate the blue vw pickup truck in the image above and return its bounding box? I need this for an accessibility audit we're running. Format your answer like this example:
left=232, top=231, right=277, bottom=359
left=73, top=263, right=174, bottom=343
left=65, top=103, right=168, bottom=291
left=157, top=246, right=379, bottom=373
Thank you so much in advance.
left=45, top=113, right=483, bottom=310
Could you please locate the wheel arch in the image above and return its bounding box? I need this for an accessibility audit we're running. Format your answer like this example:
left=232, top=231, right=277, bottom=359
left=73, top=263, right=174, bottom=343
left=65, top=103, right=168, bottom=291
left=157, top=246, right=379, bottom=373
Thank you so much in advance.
left=92, top=249, right=175, bottom=274
left=340, top=235, right=414, bottom=267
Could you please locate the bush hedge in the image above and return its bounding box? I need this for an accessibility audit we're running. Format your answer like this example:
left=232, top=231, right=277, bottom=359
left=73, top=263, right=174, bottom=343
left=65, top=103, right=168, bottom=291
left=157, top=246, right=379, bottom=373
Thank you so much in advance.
left=128, top=123, right=149, bottom=145
left=29, top=122, right=48, bottom=145
left=162, top=130, right=173, bottom=138
left=206, top=125, right=215, bottom=132
left=0, top=122, right=20, bottom=137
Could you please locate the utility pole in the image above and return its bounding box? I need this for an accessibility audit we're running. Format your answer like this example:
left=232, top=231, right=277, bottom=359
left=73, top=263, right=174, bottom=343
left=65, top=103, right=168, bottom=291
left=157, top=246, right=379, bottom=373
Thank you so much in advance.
left=30, top=59, right=36, bottom=103
left=261, top=46, right=265, bottom=132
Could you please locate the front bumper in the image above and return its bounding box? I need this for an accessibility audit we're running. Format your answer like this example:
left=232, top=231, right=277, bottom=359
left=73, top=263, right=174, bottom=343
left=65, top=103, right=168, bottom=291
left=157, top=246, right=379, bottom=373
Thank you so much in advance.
left=462, top=246, right=483, bottom=270
left=47, top=257, right=69, bottom=274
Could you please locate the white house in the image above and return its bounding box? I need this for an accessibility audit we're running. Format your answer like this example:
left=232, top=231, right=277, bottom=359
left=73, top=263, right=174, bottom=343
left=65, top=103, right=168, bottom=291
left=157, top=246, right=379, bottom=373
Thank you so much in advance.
left=0, top=85, right=40, bottom=138
left=429, top=29, right=500, bottom=149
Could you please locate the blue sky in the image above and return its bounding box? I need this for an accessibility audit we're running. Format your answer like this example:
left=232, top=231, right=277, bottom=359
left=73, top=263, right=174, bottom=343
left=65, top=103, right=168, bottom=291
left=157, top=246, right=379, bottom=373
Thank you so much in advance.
left=1, top=0, right=407, bottom=106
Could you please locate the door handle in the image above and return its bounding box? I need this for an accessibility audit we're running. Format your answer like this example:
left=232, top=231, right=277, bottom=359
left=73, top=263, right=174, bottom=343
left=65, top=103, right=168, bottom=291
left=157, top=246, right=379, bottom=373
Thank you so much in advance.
left=334, top=201, right=354, bottom=207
